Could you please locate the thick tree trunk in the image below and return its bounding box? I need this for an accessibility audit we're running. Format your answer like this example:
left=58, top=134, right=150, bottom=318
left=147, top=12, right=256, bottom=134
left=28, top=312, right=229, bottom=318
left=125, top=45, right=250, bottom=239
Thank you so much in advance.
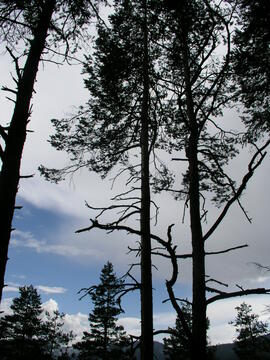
left=180, top=17, right=207, bottom=360
left=140, top=0, right=153, bottom=359
left=163, top=1, right=208, bottom=357
left=0, top=0, right=56, bottom=302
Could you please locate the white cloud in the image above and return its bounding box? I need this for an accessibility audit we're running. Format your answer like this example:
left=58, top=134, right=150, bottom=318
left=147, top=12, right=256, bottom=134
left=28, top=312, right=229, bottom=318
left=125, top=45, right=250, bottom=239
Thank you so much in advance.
left=11, top=274, right=26, bottom=280
left=3, top=286, right=19, bottom=293
left=9, top=226, right=139, bottom=271
left=3, top=282, right=20, bottom=293
left=0, top=298, right=13, bottom=316
left=64, top=312, right=89, bottom=341
left=209, top=323, right=235, bottom=345
left=117, top=317, right=141, bottom=337
left=153, top=312, right=176, bottom=328
left=37, top=285, right=67, bottom=295
left=10, top=229, right=103, bottom=259
left=251, top=275, right=270, bottom=284
left=117, top=313, right=177, bottom=342
left=19, top=178, right=90, bottom=220
left=2, top=284, right=67, bottom=309
left=42, top=298, right=59, bottom=313
left=5, top=282, right=67, bottom=296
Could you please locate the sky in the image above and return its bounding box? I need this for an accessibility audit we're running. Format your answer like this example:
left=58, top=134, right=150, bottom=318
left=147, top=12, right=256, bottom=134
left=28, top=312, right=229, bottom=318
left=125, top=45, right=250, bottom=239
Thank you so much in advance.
left=0, top=28, right=270, bottom=346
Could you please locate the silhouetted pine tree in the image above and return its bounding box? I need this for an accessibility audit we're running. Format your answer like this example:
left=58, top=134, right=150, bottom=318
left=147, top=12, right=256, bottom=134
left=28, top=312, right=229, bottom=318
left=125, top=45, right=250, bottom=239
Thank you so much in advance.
left=163, top=302, right=214, bottom=360
left=40, top=1, right=167, bottom=357
left=230, top=302, right=270, bottom=360
left=42, top=310, right=75, bottom=359
left=74, top=262, right=133, bottom=359
left=0, top=285, right=44, bottom=359
left=0, top=285, right=74, bottom=359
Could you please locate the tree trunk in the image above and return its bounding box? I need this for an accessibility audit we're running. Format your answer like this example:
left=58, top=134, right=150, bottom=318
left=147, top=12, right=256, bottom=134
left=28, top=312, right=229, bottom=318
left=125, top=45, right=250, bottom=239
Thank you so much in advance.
left=189, top=138, right=207, bottom=360
left=0, top=0, right=56, bottom=302
left=180, top=15, right=207, bottom=360
left=140, top=0, right=153, bottom=359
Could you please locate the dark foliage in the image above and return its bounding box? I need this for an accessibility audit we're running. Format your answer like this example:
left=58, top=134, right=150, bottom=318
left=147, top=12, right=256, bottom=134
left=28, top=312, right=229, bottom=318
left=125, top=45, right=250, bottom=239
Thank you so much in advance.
left=74, top=262, right=133, bottom=359
left=163, top=302, right=192, bottom=360
left=163, top=302, right=215, bottom=360
left=0, top=285, right=74, bottom=359
left=0, top=285, right=45, bottom=359
left=230, top=302, right=270, bottom=360
left=233, top=0, right=270, bottom=140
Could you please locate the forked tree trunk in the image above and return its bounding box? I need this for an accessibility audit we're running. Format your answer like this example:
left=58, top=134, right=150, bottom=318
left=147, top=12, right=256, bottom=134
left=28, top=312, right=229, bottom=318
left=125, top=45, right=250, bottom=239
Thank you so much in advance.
left=0, top=0, right=56, bottom=302
left=140, top=0, right=154, bottom=358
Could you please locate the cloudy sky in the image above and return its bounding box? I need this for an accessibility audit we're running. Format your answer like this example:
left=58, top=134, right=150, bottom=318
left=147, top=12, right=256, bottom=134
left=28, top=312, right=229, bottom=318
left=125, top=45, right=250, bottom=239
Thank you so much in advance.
left=0, top=32, right=270, bottom=345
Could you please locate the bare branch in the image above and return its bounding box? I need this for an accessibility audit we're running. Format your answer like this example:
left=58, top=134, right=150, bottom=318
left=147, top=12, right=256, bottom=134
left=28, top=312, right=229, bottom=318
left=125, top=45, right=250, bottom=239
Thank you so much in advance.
left=153, top=329, right=178, bottom=337
left=88, top=2, right=109, bottom=29
left=0, top=125, right=8, bottom=143
left=207, top=287, right=270, bottom=305
left=206, top=287, right=226, bottom=295
left=19, top=174, right=34, bottom=179
left=172, top=157, right=188, bottom=162
left=162, top=297, right=192, bottom=305
left=205, top=277, right=228, bottom=287
left=1, top=86, right=17, bottom=95
left=0, top=15, right=32, bottom=30
left=6, top=47, right=22, bottom=82
left=205, top=244, right=248, bottom=256
left=236, top=284, right=244, bottom=291
left=203, top=140, right=270, bottom=242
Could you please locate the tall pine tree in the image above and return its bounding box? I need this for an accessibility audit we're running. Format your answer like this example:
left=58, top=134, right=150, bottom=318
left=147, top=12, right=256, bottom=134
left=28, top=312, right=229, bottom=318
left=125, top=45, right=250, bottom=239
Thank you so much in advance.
left=40, top=1, right=167, bottom=357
